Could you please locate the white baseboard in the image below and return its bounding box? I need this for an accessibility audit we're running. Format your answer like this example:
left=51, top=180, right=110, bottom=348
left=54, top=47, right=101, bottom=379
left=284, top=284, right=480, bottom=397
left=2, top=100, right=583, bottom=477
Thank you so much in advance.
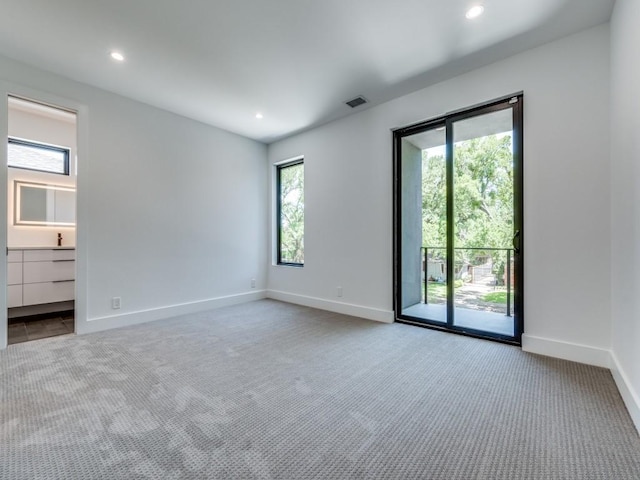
left=610, top=351, right=640, bottom=435
left=521, top=334, right=611, bottom=368
left=266, top=290, right=394, bottom=324
left=77, top=290, right=267, bottom=335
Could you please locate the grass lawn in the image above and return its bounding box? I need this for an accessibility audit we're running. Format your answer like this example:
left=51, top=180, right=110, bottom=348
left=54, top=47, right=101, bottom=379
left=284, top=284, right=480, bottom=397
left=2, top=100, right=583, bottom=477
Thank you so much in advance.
left=426, top=282, right=447, bottom=301
left=482, top=291, right=512, bottom=304
left=423, top=281, right=463, bottom=302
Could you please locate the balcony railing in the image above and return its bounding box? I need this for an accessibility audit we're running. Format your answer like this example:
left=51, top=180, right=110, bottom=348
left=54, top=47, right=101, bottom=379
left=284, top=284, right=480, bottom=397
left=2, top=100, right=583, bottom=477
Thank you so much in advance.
left=422, top=246, right=514, bottom=317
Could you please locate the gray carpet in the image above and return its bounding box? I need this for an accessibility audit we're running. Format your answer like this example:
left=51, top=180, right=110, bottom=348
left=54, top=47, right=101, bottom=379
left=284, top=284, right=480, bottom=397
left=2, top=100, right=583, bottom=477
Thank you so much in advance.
left=1, top=299, right=639, bottom=479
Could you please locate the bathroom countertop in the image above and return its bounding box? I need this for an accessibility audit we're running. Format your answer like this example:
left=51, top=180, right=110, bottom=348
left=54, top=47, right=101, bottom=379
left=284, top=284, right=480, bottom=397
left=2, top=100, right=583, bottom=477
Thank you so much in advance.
left=8, top=246, right=76, bottom=250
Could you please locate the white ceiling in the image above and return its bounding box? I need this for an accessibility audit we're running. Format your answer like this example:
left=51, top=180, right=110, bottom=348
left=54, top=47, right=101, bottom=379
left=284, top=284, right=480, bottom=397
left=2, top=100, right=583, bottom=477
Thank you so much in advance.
left=0, top=0, right=614, bottom=143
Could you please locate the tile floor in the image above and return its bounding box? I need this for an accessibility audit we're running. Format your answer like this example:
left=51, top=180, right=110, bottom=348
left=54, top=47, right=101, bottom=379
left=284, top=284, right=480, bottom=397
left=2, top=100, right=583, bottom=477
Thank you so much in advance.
left=8, top=313, right=74, bottom=345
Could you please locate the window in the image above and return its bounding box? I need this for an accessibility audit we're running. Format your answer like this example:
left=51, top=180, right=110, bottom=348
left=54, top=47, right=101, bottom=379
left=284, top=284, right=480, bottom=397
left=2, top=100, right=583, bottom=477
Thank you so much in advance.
left=277, top=159, right=304, bottom=265
left=8, top=138, right=70, bottom=175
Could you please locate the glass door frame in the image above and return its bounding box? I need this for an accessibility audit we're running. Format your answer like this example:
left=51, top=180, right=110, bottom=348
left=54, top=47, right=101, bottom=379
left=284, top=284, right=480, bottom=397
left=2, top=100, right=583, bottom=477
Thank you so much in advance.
left=393, top=93, right=524, bottom=345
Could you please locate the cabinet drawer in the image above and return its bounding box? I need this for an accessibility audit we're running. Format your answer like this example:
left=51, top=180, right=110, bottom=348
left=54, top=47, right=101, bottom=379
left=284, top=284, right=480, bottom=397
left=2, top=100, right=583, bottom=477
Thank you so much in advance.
left=8, top=285, right=23, bottom=308
left=7, top=250, right=23, bottom=263
left=23, top=260, right=74, bottom=284
left=8, top=262, right=22, bottom=285
left=23, top=281, right=75, bottom=305
left=23, top=249, right=75, bottom=262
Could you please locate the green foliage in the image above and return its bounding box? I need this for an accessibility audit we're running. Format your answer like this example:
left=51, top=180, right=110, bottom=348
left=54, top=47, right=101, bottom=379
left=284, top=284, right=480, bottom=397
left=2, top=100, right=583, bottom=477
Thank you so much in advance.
left=422, top=134, right=513, bottom=266
left=492, top=259, right=506, bottom=286
left=279, top=163, right=304, bottom=263
left=421, top=148, right=446, bottom=255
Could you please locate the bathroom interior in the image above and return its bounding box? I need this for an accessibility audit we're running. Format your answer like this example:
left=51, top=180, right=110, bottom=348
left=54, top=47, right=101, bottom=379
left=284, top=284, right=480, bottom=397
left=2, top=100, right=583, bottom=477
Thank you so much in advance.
left=6, top=96, right=77, bottom=344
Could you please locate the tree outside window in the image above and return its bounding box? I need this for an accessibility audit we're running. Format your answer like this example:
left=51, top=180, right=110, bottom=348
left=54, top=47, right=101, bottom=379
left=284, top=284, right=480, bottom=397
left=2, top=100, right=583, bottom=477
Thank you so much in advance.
left=277, top=161, right=304, bottom=265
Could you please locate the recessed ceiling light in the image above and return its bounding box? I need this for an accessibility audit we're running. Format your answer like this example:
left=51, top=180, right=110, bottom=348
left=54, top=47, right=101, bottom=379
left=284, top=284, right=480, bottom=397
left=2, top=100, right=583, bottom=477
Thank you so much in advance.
left=110, top=51, right=125, bottom=62
left=255, top=113, right=264, bottom=119
left=465, top=5, right=484, bottom=19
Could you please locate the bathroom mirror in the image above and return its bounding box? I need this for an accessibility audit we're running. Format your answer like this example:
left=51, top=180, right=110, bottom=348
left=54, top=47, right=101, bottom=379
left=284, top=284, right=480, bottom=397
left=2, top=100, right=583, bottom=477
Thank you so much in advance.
left=14, top=181, right=76, bottom=226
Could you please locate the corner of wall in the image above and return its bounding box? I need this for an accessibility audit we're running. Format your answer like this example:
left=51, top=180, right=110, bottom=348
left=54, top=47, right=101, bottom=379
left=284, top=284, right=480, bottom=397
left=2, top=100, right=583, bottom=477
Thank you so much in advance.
left=521, top=334, right=611, bottom=368
left=610, top=351, right=640, bottom=434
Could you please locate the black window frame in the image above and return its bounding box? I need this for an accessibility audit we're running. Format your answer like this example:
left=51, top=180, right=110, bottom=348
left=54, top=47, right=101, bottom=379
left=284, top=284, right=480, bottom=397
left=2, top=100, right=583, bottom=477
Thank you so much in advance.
left=8, top=137, right=70, bottom=176
left=393, top=92, right=524, bottom=346
left=276, top=159, right=304, bottom=267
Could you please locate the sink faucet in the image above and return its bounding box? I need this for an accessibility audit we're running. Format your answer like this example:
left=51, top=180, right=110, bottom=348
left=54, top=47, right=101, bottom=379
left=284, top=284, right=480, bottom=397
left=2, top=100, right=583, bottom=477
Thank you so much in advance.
left=57, top=233, right=62, bottom=247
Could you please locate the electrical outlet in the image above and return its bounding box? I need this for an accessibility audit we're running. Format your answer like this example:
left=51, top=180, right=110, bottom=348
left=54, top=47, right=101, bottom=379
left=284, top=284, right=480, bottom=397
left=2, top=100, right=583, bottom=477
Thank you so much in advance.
left=251, top=278, right=256, bottom=289
left=112, top=297, right=121, bottom=309
left=337, top=286, right=343, bottom=297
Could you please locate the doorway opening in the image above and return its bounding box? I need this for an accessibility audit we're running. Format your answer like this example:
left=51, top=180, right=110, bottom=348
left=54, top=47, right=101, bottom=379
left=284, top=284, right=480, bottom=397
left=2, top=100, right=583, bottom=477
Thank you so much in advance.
left=394, top=94, right=523, bottom=344
left=6, top=96, right=77, bottom=345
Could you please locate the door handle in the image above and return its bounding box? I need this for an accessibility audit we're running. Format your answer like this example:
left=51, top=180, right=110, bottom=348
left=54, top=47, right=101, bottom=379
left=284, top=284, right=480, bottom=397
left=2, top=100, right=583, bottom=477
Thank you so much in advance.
left=512, top=230, right=521, bottom=254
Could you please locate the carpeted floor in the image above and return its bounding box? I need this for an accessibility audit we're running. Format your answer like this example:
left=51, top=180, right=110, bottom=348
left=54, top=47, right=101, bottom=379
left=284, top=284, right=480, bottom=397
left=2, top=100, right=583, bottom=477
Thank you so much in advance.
left=1, top=299, right=639, bottom=479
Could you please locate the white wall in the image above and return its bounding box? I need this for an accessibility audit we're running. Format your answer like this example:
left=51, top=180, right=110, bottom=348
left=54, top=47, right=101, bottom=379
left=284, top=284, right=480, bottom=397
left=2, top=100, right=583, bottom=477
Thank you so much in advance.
left=268, top=24, right=611, bottom=363
left=610, top=0, right=640, bottom=431
left=7, top=105, right=77, bottom=247
left=0, top=54, right=268, bottom=346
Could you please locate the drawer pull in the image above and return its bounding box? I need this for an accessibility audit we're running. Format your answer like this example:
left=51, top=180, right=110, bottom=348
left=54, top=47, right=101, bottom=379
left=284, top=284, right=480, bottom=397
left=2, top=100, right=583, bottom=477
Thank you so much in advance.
left=52, top=259, right=75, bottom=262
left=52, top=280, right=74, bottom=284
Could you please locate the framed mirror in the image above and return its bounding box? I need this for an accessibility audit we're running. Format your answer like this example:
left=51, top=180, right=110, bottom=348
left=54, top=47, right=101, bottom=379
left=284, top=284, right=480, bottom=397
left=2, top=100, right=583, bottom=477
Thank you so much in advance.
left=14, top=181, right=76, bottom=226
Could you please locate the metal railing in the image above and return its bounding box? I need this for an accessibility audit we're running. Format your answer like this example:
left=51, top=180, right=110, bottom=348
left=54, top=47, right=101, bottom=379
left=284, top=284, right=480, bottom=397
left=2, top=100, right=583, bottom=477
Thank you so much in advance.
left=422, top=246, right=514, bottom=317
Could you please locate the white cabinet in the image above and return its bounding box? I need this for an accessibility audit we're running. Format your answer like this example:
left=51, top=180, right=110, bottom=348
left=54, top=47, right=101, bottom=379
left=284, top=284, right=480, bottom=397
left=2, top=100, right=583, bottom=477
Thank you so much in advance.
left=23, top=281, right=74, bottom=305
left=8, top=249, right=23, bottom=307
left=8, top=248, right=75, bottom=307
left=23, top=260, right=75, bottom=284
left=8, top=250, right=23, bottom=263
left=23, top=249, right=75, bottom=262
left=8, top=262, right=23, bottom=285
left=7, top=262, right=23, bottom=308
left=7, top=285, right=23, bottom=308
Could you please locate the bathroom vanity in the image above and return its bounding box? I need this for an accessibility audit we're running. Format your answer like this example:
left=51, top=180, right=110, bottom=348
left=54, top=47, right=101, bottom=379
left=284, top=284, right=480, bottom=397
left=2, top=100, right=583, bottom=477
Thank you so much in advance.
left=8, top=247, right=75, bottom=314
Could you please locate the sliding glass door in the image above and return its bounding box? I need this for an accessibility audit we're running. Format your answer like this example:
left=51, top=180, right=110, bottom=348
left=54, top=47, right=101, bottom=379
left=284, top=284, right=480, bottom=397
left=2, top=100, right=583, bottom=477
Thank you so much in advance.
left=394, top=95, right=523, bottom=344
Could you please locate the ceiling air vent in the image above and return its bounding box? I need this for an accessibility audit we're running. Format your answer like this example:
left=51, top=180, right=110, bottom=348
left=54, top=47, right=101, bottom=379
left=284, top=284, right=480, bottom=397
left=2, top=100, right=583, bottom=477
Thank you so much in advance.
left=345, top=96, right=367, bottom=108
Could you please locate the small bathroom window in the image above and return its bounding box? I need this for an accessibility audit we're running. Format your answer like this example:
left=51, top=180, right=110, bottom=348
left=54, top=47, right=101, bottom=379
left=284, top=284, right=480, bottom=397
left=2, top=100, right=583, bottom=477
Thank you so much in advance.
left=8, top=137, right=70, bottom=175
